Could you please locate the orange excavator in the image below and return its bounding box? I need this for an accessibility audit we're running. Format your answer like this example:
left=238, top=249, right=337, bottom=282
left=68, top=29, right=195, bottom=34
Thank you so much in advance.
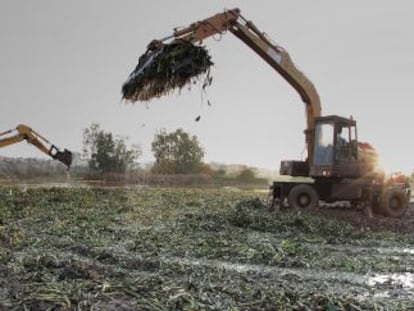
left=0, top=124, right=72, bottom=169
left=131, top=8, right=410, bottom=217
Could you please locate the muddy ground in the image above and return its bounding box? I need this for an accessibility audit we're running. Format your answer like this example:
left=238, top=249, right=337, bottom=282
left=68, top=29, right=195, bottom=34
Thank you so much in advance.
left=309, top=201, right=414, bottom=234
left=0, top=186, right=413, bottom=310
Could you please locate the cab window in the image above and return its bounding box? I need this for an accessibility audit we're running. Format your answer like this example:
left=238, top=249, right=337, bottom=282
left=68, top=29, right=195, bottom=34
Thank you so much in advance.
left=313, top=123, right=334, bottom=166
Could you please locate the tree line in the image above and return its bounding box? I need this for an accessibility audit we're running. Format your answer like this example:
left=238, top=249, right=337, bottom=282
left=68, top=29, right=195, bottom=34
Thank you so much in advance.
left=82, top=123, right=205, bottom=175
left=78, top=123, right=269, bottom=186
left=0, top=123, right=269, bottom=185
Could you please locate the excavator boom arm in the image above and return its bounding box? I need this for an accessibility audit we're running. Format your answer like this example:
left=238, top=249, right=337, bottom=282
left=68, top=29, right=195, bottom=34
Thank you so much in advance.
left=0, top=132, right=25, bottom=148
left=155, top=8, right=321, bottom=160
left=0, top=124, right=72, bottom=169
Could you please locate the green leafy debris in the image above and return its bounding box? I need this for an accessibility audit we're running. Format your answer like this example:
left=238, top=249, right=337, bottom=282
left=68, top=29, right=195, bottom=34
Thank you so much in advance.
left=0, top=186, right=413, bottom=310
left=122, top=40, right=213, bottom=102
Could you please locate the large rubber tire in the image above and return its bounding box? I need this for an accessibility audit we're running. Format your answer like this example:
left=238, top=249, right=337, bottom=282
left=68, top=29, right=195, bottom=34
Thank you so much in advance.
left=288, top=184, right=319, bottom=209
left=380, top=188, right=409, bottom=218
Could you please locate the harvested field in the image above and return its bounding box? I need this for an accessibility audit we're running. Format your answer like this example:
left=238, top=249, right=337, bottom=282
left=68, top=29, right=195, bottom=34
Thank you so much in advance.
left=0, top=186, right=414, bottom=310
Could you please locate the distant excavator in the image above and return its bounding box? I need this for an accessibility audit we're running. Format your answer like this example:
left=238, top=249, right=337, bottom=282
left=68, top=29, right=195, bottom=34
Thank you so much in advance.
left=0, top=124, right=72, bottom=169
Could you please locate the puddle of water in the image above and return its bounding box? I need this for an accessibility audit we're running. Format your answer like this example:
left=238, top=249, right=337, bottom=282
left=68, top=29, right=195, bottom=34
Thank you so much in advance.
left=165, top=256, right=366, bottom=285
left=163, top=255, right=414, bottom=299
left=367, top=272, right=414, bottom=288
left=379, top=247, right=414, bottom=255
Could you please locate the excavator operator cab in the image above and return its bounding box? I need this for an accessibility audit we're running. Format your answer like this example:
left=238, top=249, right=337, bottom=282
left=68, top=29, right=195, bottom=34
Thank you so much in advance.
left=310, top=115, right=359, bottom=178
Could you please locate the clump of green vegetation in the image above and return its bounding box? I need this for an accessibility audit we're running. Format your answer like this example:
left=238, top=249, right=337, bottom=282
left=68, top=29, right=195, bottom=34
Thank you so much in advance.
left=122, top=40, right=213, bottom=102
left=231, top=198, right=361, bottom=242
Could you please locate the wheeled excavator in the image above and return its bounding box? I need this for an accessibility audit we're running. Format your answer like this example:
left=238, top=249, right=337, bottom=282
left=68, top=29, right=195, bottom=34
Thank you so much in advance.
left=135, top=8, right=411, bottom=217
left=0, top=124, right=72, bottom=169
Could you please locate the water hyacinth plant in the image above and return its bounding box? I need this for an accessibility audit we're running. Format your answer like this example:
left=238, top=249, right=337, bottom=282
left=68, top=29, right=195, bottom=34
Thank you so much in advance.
left=122, top=40, right=213, bottom=102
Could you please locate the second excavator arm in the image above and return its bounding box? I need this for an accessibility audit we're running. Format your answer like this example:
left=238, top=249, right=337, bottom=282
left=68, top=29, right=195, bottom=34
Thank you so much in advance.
left=0, top=124, right=72, bottom=169
left=148, top=8, right=321, bottom=161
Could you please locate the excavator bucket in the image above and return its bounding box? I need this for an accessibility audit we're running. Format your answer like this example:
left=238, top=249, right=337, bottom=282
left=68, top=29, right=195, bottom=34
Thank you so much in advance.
left=50, top=147, right=72, bottom=169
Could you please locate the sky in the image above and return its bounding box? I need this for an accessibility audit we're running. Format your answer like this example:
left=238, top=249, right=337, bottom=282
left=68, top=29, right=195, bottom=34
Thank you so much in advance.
left=1, top=0, right=414, bottom=173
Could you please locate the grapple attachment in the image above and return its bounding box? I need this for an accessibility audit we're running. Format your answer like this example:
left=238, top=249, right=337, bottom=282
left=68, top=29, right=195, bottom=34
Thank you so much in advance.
left=122, top=40, right=213, bottom=102
left=49, top=146, right=73, bottom=169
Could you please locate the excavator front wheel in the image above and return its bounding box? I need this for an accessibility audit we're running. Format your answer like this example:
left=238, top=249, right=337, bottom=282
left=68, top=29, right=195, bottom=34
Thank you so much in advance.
left=288, top=184, right=319, bottom=209
left=380, top=188, right=409, bottom=218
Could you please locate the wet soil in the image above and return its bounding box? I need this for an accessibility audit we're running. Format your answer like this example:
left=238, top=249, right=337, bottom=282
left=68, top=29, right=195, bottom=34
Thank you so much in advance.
left=308, top=202, right=414, bottom=233
left=0, top=186, right=413, bottom=310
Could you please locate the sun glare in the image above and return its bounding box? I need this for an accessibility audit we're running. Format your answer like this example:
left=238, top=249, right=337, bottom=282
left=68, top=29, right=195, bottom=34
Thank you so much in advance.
left=378, top=159, right=413, bottom=177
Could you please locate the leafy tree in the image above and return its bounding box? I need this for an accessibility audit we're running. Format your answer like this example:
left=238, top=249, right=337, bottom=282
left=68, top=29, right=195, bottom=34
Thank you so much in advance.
left=199, top=163, right=214, bottom=176
left=82, top=123, right=141, bottom=174
left=236, top=168, right=256, bottom=182
left=213, top=168, right=227, bottom=179
left=151, top=128, right=204, bottom=174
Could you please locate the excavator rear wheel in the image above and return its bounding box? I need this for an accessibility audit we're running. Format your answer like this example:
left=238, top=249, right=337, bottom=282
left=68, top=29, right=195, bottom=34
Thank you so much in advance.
left=288, top=184, right=319, bottom=209
left=380, top=188, right=409, bottom=218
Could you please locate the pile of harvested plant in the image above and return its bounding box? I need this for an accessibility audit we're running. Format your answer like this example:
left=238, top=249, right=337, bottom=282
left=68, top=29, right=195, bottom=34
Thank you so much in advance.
left=1, top=186, right=414, bottom=310
left=122, top=40, right=213, bottom=102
